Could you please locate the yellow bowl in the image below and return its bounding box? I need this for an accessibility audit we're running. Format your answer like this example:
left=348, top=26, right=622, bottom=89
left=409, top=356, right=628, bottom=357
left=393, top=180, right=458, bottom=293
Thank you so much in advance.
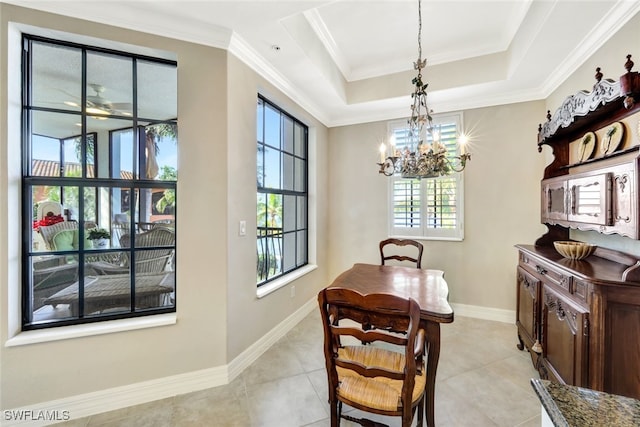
left=553, top=241, right=597, bottom=260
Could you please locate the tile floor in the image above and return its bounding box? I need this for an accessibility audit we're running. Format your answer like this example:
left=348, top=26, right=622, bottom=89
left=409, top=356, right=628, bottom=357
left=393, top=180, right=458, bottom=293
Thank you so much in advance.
left=57, top=311, right=541, bottom=427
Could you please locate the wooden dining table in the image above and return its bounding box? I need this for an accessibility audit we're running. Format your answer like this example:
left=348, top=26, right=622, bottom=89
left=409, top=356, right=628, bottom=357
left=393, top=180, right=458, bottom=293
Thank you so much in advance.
left=327, top=263, right=454, bottom=427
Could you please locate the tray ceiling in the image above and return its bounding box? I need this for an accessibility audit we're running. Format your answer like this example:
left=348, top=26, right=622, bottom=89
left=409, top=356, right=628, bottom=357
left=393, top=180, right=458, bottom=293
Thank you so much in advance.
left=4, top=0, right=640, bottom=127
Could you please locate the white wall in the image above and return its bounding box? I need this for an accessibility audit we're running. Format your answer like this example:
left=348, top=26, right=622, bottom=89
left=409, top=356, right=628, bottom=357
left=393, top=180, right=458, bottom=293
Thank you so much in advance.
left=327, top=102, right=548, bottom=313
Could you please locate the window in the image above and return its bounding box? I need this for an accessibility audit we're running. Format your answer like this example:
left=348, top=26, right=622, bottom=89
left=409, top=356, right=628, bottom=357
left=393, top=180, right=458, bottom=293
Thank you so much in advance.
left=388, top=113, right=465, bottom=240
left=256, top=96, right=308, bottom=285
left=22, top=35, right=177, bottom=329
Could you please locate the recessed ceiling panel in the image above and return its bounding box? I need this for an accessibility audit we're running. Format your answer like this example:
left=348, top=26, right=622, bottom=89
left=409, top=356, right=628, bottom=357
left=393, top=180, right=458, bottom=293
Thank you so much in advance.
left=315, top=0, right=530, bottom=81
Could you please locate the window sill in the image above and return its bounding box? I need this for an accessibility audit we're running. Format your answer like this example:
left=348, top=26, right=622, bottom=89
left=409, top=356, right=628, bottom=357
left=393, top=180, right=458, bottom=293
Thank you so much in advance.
left=5, top=313, right=177, bottom=347
left=256, top=264, right=318, bottom=299
left=391, top=234, right=464, bottom=242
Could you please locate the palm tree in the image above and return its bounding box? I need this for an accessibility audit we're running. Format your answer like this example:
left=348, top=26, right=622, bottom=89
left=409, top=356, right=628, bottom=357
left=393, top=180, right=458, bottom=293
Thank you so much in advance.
left=155, top=165, right=177, bottom=214
left=141, top=122, right=177, bottom=222
left=144, top=122, right=177, bottom=179
left=257, top=193, right=283, bottom=229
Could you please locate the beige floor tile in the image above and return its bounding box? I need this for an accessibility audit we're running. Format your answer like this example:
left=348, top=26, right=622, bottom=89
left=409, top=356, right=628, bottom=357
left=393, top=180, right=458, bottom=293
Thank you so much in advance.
left=443, top=367, right=539, bottom=427
left=306, top=368, right=329, bottom=408
left=516, top=413, right=543, bottom=427
left=87, top=400, right=174, bottom=426
left=55, top=314, right=545, bottom=427
left=86, top=398, right=174, bottom=426
left=434, top=381, right=499, bottom=427
left=246, top=374, right=327, bottom=427
left=301, top=419, right=331, bottom=427
left=52, top=418, right=89, bottom=427
left=172, top=392, right=251, bottom=426
left=241, top=337, right=306, bottom=387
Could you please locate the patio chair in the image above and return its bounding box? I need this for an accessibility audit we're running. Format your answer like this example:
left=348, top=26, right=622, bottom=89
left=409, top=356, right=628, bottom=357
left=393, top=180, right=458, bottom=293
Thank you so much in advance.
left=88, top=227, right=175, bottom=275
left=32, top=255, right=79, bottom=310
left=39, top=221, right=96, bottom=251
left=36, top=200, right=63, bottom=220
left=38, top=221, right=79, bottom=251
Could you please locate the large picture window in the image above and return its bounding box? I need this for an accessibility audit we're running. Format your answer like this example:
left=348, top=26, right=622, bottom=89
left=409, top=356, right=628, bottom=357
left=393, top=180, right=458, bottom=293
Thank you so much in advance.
left=388, top=113, right=465, bottom=240
left=22, top=35, right=178, bottom=329
left=256, top=96, right=308, bottom=285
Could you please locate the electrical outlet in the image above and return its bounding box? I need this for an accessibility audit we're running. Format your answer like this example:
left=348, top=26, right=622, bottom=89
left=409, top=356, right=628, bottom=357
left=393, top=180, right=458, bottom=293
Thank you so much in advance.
left=239, top=220, right=246, bottom=236
left=291, top=285, right=296, bottom=298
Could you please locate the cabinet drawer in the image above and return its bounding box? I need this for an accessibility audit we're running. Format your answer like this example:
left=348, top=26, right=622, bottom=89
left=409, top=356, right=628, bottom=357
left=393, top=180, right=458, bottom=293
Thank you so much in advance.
left=520, top=254, right=572, bottom=292
left=573, top=280, right=590, bottom=303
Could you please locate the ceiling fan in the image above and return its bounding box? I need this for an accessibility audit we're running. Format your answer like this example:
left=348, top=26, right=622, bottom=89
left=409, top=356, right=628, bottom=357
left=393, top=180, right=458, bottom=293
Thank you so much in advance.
left=63, top=83, right=133, bottom=117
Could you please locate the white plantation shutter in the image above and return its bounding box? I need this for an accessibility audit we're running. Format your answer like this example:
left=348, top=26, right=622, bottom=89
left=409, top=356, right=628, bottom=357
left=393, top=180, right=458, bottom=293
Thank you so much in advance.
left=393, top=178, right=421, bottom=228
left=388, top=113, right=464, bottom=240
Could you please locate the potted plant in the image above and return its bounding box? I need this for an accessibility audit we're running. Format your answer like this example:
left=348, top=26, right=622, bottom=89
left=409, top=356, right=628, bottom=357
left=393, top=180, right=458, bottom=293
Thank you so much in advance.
left=87, top=227, right=110, bottom=248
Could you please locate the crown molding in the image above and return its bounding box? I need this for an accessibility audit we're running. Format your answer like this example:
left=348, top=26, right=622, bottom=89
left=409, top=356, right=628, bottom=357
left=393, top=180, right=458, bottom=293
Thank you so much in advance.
left=303, top=9, right=351, bottom=80
left=539, top=0, right=640, bottom=99
left=2, top=0, right=232, bottom=49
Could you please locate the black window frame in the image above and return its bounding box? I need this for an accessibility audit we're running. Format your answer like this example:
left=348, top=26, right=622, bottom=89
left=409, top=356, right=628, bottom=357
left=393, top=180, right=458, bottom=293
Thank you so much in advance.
left=256, top=95, right=309, bottom=286
left=21, top=34, right=178, bottom=330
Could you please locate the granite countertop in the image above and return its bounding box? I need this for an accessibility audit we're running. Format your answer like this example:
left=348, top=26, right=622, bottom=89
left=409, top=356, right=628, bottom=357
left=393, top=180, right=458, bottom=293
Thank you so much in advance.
left=531, top=379, right=640, bottom=427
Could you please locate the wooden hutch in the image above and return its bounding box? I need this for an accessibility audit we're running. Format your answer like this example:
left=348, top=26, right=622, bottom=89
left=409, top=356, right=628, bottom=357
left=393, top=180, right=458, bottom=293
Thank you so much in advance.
left=515, top=54, right=640, bottom=399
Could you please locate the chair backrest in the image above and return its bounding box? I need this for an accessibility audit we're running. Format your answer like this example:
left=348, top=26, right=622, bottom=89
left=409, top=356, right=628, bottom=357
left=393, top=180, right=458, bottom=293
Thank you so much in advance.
left=119, top=227, right=175, bottom=273
left=39, top=221, right=78, bottom=251
left=380, top=238, right=424, bottom=268
left=318, top=287, right=425, bottom=426
left=36, top=200, right=63, bottom=220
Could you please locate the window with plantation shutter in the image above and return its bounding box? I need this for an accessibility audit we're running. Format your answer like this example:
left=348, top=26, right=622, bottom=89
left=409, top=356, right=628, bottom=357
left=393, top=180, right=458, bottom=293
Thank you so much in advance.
left=388, top=113, right=465, bottom=240
left=393, top=179, right=421, bottom=228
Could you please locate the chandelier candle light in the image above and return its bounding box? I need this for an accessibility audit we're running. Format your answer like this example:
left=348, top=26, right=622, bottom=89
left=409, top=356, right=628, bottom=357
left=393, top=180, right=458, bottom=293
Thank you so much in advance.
left=377, top=0, right=471, bottom=178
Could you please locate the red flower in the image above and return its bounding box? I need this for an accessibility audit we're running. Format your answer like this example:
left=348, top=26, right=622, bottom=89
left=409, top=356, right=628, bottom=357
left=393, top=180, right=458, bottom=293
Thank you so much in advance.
left=32, top=213, right=64, bottom=232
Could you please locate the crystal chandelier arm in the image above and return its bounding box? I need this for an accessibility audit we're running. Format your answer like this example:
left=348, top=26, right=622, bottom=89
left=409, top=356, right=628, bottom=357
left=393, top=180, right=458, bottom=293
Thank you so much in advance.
left=446, top=153, right=472, bottom=173
left=378, top=156, right=398, bottom=176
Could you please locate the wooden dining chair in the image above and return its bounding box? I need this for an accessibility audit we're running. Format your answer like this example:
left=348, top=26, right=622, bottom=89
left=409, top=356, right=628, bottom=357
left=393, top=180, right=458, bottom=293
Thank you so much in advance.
left=379, top=238, right=424, bottom=268
left=318, top=287, right=426, bottom=427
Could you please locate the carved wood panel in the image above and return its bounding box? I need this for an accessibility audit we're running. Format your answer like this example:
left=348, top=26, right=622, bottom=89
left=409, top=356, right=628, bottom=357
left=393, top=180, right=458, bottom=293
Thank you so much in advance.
left=516, top=267, right=539, bottom=347
left=538, top=78, right=621, bottom=143
left=542, top=285, right=589, bottom=387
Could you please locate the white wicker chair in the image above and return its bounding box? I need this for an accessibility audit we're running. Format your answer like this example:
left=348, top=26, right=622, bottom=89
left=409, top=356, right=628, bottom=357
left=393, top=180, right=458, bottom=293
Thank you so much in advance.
left=38, top=221, right=78, bottom=251
left=88, top=227, right=175, bottom=275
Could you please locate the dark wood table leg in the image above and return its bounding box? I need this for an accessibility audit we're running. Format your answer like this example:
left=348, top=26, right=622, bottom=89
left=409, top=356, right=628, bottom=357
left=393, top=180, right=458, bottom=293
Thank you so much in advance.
left=424, top=321, right=441, bottom=427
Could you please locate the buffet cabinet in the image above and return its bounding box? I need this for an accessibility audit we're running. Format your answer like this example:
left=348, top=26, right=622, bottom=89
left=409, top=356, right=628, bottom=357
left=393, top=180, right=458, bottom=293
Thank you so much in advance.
left=516, top=244, right=640, bottom=399
left=516, top=55, right=640, bottom=398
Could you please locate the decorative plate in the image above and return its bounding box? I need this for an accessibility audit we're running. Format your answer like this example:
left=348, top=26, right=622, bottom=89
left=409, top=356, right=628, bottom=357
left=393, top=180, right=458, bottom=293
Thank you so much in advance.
left=601, top=121, right=625, bottom=155
left=577, top=132, right=596, bottom=162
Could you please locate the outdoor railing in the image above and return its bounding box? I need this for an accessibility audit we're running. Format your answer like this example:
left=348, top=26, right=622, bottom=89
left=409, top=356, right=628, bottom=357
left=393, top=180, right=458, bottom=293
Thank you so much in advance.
left=257, top=226, right=283, bottom=283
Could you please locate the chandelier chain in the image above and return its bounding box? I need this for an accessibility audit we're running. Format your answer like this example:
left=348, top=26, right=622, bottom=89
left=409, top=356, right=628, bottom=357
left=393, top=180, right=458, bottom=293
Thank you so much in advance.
left=417, top=0, right=422, bottom=71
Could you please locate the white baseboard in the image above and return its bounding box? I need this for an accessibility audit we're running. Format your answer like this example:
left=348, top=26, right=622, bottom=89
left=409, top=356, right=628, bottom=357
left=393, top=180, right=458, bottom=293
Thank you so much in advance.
left=2, top=365, right=228, bottom=426
left=3, top=297, right=317, bottom=426
left=451, top=302, right=515, bottom=324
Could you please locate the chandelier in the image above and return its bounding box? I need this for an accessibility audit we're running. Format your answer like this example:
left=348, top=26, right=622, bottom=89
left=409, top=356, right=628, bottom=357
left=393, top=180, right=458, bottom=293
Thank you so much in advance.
left=377, top=0, right=471, bottom=179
